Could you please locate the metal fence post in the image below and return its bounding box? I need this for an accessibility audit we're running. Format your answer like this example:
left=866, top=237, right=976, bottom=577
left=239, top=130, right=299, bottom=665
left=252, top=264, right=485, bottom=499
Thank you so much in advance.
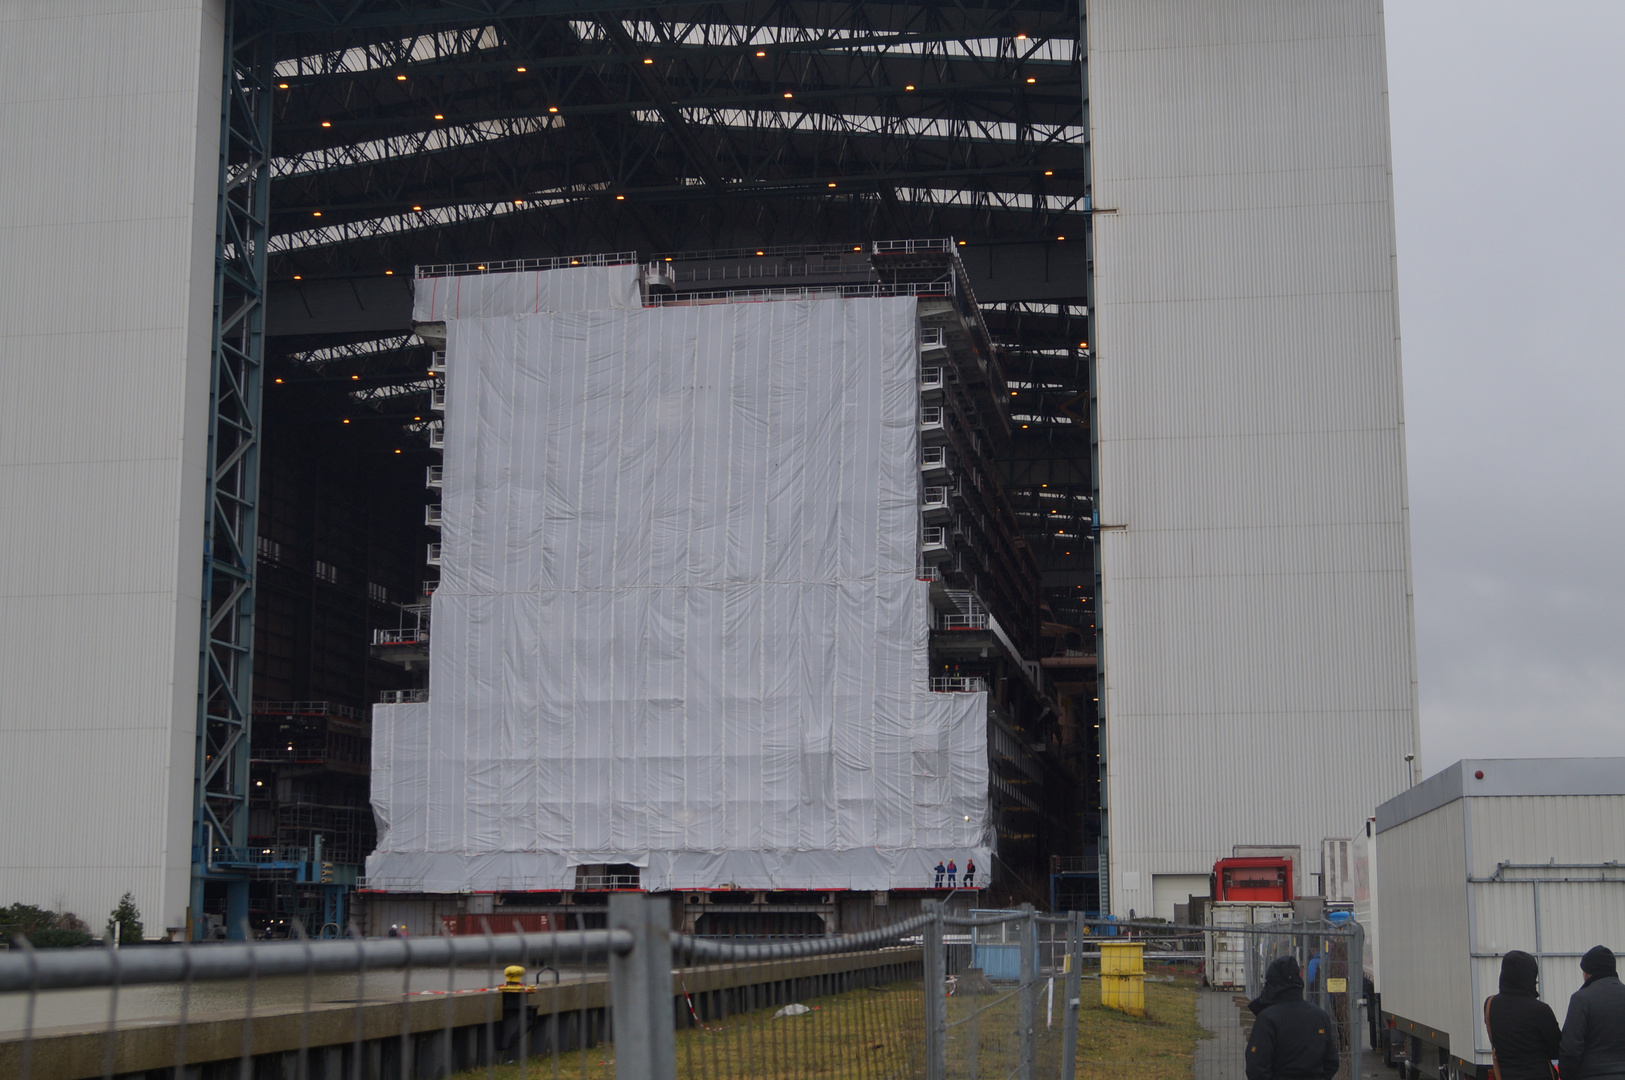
left=608, top=893, right=676, bottom=1080
left=1060, top=910, right=1083, bottom=1080
left=1019, top=902, right=1036, bottom=1080
left=1350, top=923, right=1365, bottom=1080
left=923, top=899, right=947, bottom=1080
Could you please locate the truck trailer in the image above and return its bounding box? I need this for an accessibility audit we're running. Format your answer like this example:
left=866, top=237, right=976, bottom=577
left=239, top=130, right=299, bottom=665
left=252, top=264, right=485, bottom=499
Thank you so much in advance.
left=1374, top=758, right=1625, bottom=1080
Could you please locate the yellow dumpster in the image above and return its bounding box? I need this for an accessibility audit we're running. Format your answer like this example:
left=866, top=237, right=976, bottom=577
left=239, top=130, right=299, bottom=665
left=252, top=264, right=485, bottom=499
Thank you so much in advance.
left=1099, top=942, right=1145, bottom=1016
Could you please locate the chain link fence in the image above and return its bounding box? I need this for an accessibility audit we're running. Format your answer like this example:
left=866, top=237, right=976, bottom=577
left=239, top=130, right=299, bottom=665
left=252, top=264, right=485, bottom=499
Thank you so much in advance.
left=0, top=899, right=1366, bottom=1080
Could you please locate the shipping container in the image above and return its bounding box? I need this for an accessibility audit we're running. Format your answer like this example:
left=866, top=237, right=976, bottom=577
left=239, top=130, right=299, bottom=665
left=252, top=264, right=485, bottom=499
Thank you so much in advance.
left=1205, top=900, right=1294, bottom=989
left=1374, top=758, right=1625, bottom=1080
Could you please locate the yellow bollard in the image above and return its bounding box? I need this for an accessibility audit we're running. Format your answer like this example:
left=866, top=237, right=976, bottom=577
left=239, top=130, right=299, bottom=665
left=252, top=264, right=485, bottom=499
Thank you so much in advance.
left=500, top=965, right=529, bottom=992
left=1099, top=942, right=1145, bottom=1016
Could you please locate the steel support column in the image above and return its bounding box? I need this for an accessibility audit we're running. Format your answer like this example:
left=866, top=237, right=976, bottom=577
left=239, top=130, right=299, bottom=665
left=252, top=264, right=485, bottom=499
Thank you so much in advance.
left=192, top=1, right=273, bottom=940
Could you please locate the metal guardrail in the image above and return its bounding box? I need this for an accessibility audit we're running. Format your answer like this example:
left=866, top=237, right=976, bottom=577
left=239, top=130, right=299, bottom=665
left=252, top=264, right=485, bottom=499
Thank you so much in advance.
left=416, top=252, right=639, bottom=278
left=0, top=903, right=1366, bottom=1080
left=645, top=281, right=955, bottom=307
left=378, top=688, right=429, bottom=704
left=930, top=676, right=987, bottom=693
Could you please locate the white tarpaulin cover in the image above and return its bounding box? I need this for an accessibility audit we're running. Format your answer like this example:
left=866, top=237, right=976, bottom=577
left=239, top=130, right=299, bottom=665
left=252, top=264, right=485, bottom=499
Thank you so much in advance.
left=369, top=265, right=989, bottom=893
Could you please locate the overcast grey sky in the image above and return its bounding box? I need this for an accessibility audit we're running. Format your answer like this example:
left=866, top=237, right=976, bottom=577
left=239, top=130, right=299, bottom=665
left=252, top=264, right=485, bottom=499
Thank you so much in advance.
left=1385, top=1, right=1625, bottom=771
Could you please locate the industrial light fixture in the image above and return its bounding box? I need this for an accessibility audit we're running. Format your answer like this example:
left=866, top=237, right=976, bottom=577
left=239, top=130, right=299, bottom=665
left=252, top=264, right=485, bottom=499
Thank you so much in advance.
left=516, top=66, right=527, bottom=72
left=1011, top=391, right=1018, bottom=396
left=958, top=240, right=966, bottom=246
left=571, top=259, right=580, bottom=265
left=756, top=250, right=764, bottom=255
left=1016, top=32, right=1027, bottom=40
left=548, top=106, right=559, bottom=113
left=292, top=274, right=302, bottom=280
left=1056, top=235, right=1065, bottom=240
left=414, top=416, right=422, bottom=421
left=312, top=211, right=322, bottom=217
left=783, top=91, right=793, bottom=98
left=515, top=199, right=524, bottom=205
left=1026, top=77, right=1036, bottom=84
left=396, top=74, right=407, bottom=81
left=385, top=270, right=394, bottom=275
left=616, top=194, right=625, bottom=200
left=477, top=264, right=485, bottom=269
left=412, top=205, right=423, bottom=211
left=1044, top=170, right=1054, bottom=176
left=905, top=84, right=915, bottom=91
left=664, top=256, right=673, bottom=261
left=274, top=377, right=284, bottom=383
left=643, top=57, right=654, bottom=64
left=321, top=120, right=332, bottom=127
left=278, top=82, right=289, bottom=89
left=1078, top=341, right=1088, bottom=348
left=433, top=113, right=444, bottom=120
left=395, top=449, right=402, bottom=454
left=853, top=245, right=862, bottom=251
left=756, top=50, right=766, bottom=57
left=342, top=419, right=350, bottom=424
left=351, top=374, right=360, bottom=380
left=828, top=182, right=837, bottom=188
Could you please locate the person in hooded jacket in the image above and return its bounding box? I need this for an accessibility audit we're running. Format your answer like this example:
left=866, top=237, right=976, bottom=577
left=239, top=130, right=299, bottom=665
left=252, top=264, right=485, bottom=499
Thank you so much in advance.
left=1485, top=950, right=1561, bottom=1080
left=1246, top=955, right=1341, bottom=1080
left=1560, top=946, right=1625, bottom=1080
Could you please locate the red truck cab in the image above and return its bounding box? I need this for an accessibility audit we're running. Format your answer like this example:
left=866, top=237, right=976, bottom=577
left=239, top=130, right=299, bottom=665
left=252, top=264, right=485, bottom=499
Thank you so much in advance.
left=1211, top=856, right=1295, bottom=902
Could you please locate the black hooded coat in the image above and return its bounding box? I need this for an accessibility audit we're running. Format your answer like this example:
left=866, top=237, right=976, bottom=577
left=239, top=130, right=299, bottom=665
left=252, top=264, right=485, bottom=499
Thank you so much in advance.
left=1561, top=947, right=1625, bottom=1080
left=1485, top=950, right=1560, bottom=1080
left=1245, top=956, right=1341, bottom=1080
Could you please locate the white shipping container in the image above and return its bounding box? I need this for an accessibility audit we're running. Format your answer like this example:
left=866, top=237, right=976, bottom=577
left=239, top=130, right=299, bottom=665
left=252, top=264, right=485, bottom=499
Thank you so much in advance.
left=1206, top=901, right=1294, bottom=990
left=1351, top=818, right=1379, bottom=988
left=1375, top=759, right=1625, bottom=1079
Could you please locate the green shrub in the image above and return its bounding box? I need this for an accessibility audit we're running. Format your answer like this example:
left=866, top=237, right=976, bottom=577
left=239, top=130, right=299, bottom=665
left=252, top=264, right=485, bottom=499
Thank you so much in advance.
left=106, top=892, right=145, bottom=945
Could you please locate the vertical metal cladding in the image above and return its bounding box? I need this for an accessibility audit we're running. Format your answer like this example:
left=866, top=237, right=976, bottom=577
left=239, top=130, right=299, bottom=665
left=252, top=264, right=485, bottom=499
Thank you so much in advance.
left=1088, top=0, right=1420, bottom=916
left=0, top=1, right=224, bottom=931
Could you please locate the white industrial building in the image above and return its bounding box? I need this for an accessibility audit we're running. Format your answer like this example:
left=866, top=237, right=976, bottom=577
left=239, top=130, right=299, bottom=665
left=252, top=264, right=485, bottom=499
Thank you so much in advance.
left=1090, top=0, right=1421, bottom=917
left=0, top=0, right=1419, bottom=933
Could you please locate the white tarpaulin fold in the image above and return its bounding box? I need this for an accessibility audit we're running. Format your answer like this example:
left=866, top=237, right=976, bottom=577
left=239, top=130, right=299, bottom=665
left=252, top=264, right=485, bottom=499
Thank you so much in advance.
left=370, top=266, right=989, bottom=893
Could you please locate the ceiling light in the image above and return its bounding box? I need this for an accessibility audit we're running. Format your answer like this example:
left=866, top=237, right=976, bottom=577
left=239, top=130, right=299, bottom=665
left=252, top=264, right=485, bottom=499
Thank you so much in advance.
left=1079, top=341, right=1088, bottom=348
left=351, top=374, right=360, bottom=380
left=828, top=182, right=837, bottom=188
left=320, top=120, right=332, bottom=127
left=756, top=50, right=766, bottom=57
left=1023, top=424, right=1030, bottom=429
left=477, top=264, right=485, bottom=269
left=571, top=259, right=580, bottom=265
left=395, top=449, right=402, bottom=454
left=293, top=275, right=302, bottom=280
left=516, top=66, right=527, bottom=73
left=412, top=205, right=423, bottom=211
left=958, top=240, right=966, bottom=245
left=664, top=257, right=672, bottom=261
left=385, top=270, right=394, bottom=275
left=1016, top=32, right=1028, bottom=40
left=756, top=250, right=764, bottom=255
left=515, top=199, right=524, bottom=205
left=278, top=82, right=289, bottom=89
left=1056, top=235, right=1065, bottom=240
left=396, top=74, right=407, bottom=81
left=853, top=246, right=862, bottom=251
left=342, top=419, right=350, bottom=424
left=616, top=194, right=625, bottom=200
left=1044, top=170, right=1054, bottom=176
left=414, top=415, right=422, bottom=420
left=905, top=84, right=915, bottom=91
left=644, top=57, right=654, bottom=64
left=433, top=113, right=444, bottom=120
left=1026, top=77, right=1036, bottom=84
left=312, top=211, right=322, bottom=217
left=548, top=106, right=559, bottom=113
left=1011, top=391, right=1018, bottom=396
left=274, top=377, right=284, bottom=383
left=783, top=91, right=793, bottom=98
